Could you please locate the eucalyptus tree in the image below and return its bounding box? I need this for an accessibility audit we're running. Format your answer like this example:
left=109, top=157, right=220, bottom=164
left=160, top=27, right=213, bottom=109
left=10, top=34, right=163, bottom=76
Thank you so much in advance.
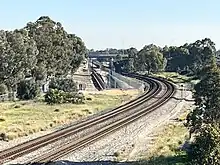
left=186, top=44, right=220, bottom=164
left=0, top=29, right=38, bottom=89
left=25, top=16, right=86, bottom=78
left=134, top=44, right=165, bottom=73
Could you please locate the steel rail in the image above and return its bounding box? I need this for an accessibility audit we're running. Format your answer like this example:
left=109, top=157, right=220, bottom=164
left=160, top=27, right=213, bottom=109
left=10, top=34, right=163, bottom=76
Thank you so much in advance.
left=28, top=74, right=175, bottom=163
left=91, top=69, right=105, bottom=90
left=0, top=75, right=158, bottom=164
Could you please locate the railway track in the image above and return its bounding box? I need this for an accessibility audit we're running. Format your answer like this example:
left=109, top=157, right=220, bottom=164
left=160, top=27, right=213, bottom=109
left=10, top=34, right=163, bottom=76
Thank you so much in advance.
left=27, top=74, right=175, bottom=163
left=0, top=74, right=160, bottom=164
left=91, top=69, right=105, bottom=90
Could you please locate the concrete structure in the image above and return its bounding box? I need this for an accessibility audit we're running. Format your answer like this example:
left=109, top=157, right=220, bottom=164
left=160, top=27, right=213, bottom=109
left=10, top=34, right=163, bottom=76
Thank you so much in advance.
left=88, top=53, right=128, bottom=60
left=73, top=59, right=97, bottom=91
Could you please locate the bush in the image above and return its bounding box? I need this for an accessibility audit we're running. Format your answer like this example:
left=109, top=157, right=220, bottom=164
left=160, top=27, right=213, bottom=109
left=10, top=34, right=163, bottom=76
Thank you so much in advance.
left=17, top=79, right=39, bottom=100
left=0, top=84, right=8, bottom=95
left=44, top=89, right=64, bottom=104
left=188, top=124, right=220, bottom=164
left=49, top=78, right=78, bottom=92
left=44, top=89, right=85, bottom=104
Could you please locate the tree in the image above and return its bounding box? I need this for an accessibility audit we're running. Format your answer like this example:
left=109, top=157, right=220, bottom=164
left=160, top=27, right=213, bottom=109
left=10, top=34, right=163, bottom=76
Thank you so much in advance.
left=115, top=54, right=122, bottom=61
left=49, top=78, right=78, bottom=92
left=0, top=29, right=38, bottom=90
left=125, top=47, right=138, bottom=72
left=187, top=38, right=216, bottom=76
left=25, top=16, right=86, bottom=78
left=134, top=45, right=165, bottom=73
left=163, top=46, right=191, bottom=73
left=17, top=79, right=39, bottom=100
left=162, top=38, right=216, bottom=76
left=186, top=50, right=220, bottom=164
left=188, top=123, right=220, bottom=164
left=187, top=59, right=220, bottom=132
left=127, top=47, right=138, bottom=58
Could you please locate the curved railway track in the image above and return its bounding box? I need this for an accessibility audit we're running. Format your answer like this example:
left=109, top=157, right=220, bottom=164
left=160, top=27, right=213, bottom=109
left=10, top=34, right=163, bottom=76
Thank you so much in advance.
left=0, top=73, right=175, bottom=164
left=0, top=75, right=158, bottom=164
left=91, top=69, right=105, bottom=90
left=28, top=74, right=175, bottom=163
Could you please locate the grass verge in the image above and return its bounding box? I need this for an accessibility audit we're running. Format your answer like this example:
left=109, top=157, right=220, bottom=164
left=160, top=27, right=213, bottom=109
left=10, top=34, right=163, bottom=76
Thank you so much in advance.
left=139, top=123, right=188, bottom=165
left=151, top=72, right=192, bottom=84
left=0, top=89, right=139, bottom=141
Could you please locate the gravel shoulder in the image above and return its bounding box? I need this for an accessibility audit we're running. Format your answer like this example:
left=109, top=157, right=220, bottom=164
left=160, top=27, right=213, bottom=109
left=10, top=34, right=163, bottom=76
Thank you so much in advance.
left=3, top=86, right=193, bottom=165
left=57, top=87, right=193, bottom=163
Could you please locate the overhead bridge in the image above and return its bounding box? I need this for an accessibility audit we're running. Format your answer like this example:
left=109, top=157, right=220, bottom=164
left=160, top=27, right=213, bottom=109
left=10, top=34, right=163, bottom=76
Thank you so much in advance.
left=88, top=53, right=128, bottom=59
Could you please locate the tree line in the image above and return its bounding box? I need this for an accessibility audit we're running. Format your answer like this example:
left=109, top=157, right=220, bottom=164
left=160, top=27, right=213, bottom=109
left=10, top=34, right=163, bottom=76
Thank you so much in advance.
left=94, top=38, right=219, bottom=78
left=134, top=38, right=220, bottom=164
left=93, top=38, right=220, bottom=164
left=185, top=42, right=220, bottom=164
left=0, top=16, right=86, bottom=97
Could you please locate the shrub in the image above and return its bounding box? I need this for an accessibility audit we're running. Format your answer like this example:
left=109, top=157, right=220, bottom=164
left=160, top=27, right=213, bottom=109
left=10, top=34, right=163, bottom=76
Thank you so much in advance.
left=75, top=92, right=85, bottom=104
left=188, top=124, right=220, bottom=164
left=0, top=84, right=8, bottom=95
left=44, top=89, right=85, bottom=104
left=44, top=89, right=64, bottom=104
left=49, top=78, right=78, bottom=92
left=17, top=79, right=39, bottom=100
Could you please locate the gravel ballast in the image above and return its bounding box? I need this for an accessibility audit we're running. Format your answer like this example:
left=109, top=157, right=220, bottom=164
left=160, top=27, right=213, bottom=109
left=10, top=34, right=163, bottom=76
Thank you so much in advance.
left=60, top=89, right=193, bottom=162
left=3, top=86, right=193, bottom=165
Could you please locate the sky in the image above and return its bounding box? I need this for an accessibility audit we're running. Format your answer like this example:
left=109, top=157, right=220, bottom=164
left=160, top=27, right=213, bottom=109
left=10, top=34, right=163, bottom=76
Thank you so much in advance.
left=0, top=0, right=220, bottom=50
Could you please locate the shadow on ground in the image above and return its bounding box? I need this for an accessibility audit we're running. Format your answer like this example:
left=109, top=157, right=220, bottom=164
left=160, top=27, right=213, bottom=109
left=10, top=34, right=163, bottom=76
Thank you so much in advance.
left=9, top=161, right=136, bottom=165
left=141, top=154, right=188, bottom=165
left=9, top=155, right=188, bottom=165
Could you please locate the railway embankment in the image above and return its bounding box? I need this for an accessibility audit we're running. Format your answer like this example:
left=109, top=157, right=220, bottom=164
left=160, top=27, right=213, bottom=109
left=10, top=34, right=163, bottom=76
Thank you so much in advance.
left=1, top=74, right=194, bottom=165
left=0, top=90, right=139, bottom=150
left=58, top=84, right=193, bottom=163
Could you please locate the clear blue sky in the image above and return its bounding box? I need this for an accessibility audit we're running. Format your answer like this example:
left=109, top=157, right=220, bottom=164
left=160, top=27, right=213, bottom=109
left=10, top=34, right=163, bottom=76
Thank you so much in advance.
left=0, top=0, right=220, bottom=50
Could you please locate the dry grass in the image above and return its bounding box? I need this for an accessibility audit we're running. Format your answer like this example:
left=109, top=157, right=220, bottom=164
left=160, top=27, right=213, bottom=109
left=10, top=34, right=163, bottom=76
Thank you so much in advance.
left=151, top=72, right=191, bottom=84
left=146, top=124, right=188, bottom=158
left=0, top=90, right=139, bottom=140
left=137, top=123, right=188, bottom=165
left=85, top=89, right=139, bottom=96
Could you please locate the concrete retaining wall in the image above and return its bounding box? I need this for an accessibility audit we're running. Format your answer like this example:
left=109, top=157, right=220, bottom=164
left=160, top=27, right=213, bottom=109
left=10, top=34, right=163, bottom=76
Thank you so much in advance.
left=108, top=71, right=145, bottom=92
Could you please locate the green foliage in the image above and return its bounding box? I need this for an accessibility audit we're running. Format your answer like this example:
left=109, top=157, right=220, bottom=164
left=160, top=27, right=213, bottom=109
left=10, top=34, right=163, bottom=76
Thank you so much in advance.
left=44, top=89, right=65, bottom=104
left=0, top=29, right=38, bottom=87
left=186, top=48, right=220, bottom=164
left=0, top=16, right=86, bottom=91
left=163, top=46, right=191, bottom=73
left=25, top=16, right=86, bottom=77
left=163, top=38, right=216, bottom=76
left=44, top=89, right=85, bottom=104
left=0, top=84, right=8, bottom=95
left=186, top=60, right=220, bottom=132
left=49, top=78, right=77, bottom=92
left=64, top=92, right=85, bottom=104
left=134, top=44, right=165, bottom=73
left=188, top=124, right=220, bottom=165
left=17, top=79, right=39, bottom=100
